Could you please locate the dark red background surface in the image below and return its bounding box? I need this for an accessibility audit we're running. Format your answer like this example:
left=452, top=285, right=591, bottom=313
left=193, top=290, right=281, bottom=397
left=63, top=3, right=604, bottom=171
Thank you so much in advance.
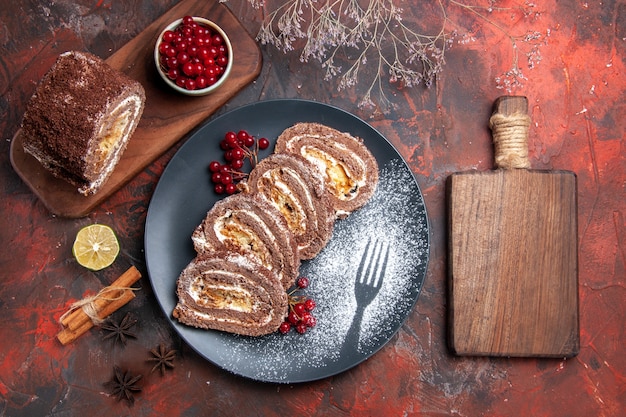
left=1, top=1, right=624, bottom=416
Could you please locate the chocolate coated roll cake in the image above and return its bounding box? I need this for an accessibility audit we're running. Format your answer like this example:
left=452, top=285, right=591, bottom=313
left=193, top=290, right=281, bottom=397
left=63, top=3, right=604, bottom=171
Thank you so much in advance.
left=274, top=122, right=379, bottom=218
left=240, top=153, right=335, bottom=260
left=173, top=251, right=288, bottom=336
left=192, top=193, right=300, bottom=289
left=21, top=51, right=145, bottom=196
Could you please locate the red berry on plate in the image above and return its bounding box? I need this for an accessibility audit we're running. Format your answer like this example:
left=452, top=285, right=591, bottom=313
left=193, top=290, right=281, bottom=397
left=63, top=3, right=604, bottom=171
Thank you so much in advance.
left=287, top=311, right=299, bottom=325
left=214, top=183, right=225, bottom=194
left=236, top=130, right=249, bottom=141
left=231, top=159, right=244, bottom=170
left=231, top=147, right=245, bottom=160
left=225, top=183, right=237, bottom=195
left=296, top=277, right=309, bottom=289
left=209, top=161, right=221, bottom=172
left=304, top=298, right=316, bottom=311
left=279, top=322, right=291, bottom=334
left=293, top=302, right=306, bottom=317
left=220, top=173, right=233, bottom=185
left=258, top=137, right=270, bottom=150
left=243, top=136, right=255, bottom=148
left=303, top=314, right=316, bottom=328
left=295, top=322, right=308, bottom=334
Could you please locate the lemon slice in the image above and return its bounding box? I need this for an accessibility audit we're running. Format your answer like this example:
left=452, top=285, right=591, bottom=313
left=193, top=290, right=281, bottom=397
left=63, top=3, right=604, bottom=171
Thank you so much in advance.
left=72, top=224, right=120, bottom=271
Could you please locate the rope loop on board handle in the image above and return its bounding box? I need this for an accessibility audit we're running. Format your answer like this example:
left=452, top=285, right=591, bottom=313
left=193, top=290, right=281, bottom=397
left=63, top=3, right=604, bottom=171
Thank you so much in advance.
left=489, top=96, right=532, bottom=169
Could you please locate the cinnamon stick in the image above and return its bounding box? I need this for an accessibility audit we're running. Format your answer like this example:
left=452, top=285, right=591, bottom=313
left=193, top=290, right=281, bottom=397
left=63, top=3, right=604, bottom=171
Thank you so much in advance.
left=61, top=266, right=141, bottom=330
left=57, top=265, right=141, bottom=345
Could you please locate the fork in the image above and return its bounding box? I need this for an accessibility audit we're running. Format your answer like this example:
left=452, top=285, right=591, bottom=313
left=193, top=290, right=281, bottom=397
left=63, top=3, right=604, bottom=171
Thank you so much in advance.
left=339, top=238, right=390, bottom=358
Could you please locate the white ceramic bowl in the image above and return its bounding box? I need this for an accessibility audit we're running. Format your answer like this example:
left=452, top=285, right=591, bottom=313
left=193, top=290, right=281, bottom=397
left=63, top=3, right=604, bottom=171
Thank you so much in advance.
left=154, top=16, right=233, bottom=96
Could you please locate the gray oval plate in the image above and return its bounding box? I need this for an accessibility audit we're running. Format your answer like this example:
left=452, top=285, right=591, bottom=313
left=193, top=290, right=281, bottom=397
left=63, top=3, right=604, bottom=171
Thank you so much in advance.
left=145, top=99, right=430, bottom=383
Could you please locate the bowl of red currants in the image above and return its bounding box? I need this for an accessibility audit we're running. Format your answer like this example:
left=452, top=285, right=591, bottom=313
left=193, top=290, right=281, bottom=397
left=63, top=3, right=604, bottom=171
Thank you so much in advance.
left=154, top=16, right=233, bottom=96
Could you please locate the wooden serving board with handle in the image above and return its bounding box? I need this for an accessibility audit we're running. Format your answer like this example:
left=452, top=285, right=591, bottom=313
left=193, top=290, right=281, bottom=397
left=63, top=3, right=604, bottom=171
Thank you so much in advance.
left=447, top=96, right=579, bottom=357
left=10, top=0, right=262, bottom=218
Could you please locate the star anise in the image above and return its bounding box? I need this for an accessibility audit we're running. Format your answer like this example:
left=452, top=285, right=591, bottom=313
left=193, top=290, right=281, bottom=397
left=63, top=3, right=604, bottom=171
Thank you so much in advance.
left=104, top=365, right=142, bottom=405
left=100, top=312, right=137, bottom=346
left=147, top=343, right=176, bottom=376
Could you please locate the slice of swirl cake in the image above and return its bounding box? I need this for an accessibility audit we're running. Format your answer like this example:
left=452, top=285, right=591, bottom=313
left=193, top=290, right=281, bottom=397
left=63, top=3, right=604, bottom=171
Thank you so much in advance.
left=239, top=153, right=335, bottom=260
left=173, top=251, right=288, bottom=336
left=274, top=122, right=379, bottom=218
left=21, top=51, right=145, bottom=196
left=191, top=193, right=300, bottom=289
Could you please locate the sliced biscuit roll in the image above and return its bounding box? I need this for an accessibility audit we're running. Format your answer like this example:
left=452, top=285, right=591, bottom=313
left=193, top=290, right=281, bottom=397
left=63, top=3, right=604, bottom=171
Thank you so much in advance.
left=173, top=251, right=288, bottom=337
left=274, top=122, right=379, bottom=218
left=192, top=193, right=299, bottom=289
left=21, top=51, right=145, bottom=196
left=240, top=153, right=335, bottom=260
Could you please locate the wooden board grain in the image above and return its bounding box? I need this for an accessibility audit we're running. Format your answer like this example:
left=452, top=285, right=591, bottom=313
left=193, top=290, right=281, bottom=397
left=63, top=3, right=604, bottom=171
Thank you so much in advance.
left=447, top=97, right=579, bottom=358
left=10, top=0, right=262, bottom=218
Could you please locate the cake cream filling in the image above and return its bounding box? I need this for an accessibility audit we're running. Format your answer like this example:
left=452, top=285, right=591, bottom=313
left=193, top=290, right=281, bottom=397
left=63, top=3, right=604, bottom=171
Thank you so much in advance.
left=184, top=308, right=274, bottom=326
left=82, top=94, right=143, bottom=192
left=213, top=210, right=275, bottom=267
left=285, top=133, right=368, bottom=201
left=300, top=145, right=367, bottom=201
left=260, top=168, right=309, bottom=234
left=190, top=271, right=254, bottom=312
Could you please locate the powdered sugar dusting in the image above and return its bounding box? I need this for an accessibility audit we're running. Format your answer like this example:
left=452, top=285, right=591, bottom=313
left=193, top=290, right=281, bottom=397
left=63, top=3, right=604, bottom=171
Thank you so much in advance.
left=209, top=158, right=429, bottom=382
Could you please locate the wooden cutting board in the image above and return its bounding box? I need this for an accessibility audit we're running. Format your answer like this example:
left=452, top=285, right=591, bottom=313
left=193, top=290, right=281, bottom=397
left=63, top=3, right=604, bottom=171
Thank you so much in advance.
left=447, top=96, right=579, bottom=357
left=10, top=0, right=262, bottom=218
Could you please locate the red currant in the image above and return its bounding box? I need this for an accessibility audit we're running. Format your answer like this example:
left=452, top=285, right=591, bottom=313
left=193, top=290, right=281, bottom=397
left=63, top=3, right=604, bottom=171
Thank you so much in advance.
left=231, top=147, right=245, bottom=160
left=196, top=76, right=208, bottom=89
left=279, top=322, right=291, bottom=334
left=296, top=277, right=309, bottom=289
left=295, top=323, right=308, bottom=334
left=243, top=136, right=255, bottom=148
left=211, top=172, right=222, bottom=183
left=304, top=298, right=316, bottom=311
left=231, top=159, right=244, bottom=170
left=287, top=311, right=299, bottom=325
left=220, top=173, right=233, bottom=185
left=216, top=54, right=228, bottom=67
left=303, top=314, right=316, bottom=328
left=258, top=137, right=270, bottom=150
left=209, top=161, right=221, bottom=172
left=176, top=51, right=190, bottom=64
left=167, top=68, right=179, bottom=80
left=162, top=30, right=176, bottom=43
left=175, top=76, right=186, bottom=88
left=236, top=130, right=249, bottom=141
left=182, top=61, right=196, bottom=76
left=293, top=303, right=306, bottom=317
left=225, top=183, right=237, bottom=195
